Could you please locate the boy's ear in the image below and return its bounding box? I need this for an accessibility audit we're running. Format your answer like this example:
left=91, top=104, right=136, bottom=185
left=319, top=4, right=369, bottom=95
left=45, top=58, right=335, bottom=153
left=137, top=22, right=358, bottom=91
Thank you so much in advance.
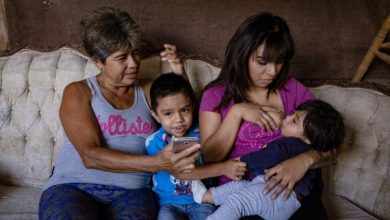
left=150, top=111, right=160, bottom=123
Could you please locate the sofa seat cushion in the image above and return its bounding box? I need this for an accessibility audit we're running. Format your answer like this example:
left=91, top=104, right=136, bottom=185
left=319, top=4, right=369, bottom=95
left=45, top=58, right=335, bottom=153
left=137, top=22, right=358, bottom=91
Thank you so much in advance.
left=0, top=185, right=40, bottom=220
left=323, top=194, right=378, bottom=220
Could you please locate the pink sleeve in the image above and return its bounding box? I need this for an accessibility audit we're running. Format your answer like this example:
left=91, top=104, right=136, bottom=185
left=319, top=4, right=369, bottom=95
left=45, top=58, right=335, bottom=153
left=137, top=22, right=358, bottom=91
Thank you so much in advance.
left=281, top=78, right=315, bottom=115
left=199, top=86, right=225, bottom=113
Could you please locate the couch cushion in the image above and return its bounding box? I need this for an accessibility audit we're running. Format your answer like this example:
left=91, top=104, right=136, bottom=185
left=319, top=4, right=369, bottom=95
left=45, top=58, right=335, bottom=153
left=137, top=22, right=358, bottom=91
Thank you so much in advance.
left=0, top=48, right=93, bottom=187
left=0, top=185, right=40, bottom=220
left=311, top=85, right=390, bottom=220
left=322, top=194, right=378, bottom=220
left=162, top=58, right=221, bottom=99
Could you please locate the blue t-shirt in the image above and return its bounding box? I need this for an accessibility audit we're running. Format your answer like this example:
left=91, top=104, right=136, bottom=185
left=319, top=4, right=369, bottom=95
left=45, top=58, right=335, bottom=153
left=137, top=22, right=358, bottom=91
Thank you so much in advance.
left=145, top=125, right=200, bottom=205
left=240, top=137, right=316, bottom=197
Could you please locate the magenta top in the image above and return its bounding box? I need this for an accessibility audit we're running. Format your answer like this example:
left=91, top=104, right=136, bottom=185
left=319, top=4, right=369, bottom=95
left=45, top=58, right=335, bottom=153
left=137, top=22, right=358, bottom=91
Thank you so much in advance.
left=199, top=77, right=315, bottom=184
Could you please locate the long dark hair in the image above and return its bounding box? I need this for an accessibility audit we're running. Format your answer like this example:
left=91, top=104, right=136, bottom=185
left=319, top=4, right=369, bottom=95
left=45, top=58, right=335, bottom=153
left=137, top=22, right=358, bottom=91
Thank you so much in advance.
left=206, top=12, right=294, bottom=110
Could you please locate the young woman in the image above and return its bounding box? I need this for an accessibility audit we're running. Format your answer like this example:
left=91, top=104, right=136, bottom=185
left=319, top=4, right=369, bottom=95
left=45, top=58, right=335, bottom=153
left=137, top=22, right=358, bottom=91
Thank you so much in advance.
left=199, top=12, right=328, bottom=219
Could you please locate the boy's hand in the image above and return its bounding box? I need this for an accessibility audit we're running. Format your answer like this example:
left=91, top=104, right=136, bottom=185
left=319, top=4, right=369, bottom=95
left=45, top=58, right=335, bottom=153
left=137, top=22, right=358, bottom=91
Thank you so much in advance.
left=223, top=158, right=247, bottom=180
left=160, top=44, right=186, bottom=76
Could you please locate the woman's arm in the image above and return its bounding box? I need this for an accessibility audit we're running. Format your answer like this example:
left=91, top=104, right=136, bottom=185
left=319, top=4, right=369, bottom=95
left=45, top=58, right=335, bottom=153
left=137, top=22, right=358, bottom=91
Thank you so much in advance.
left=263, top=149, right=331, bottom=200
left=174, top=158, right=247, bottom=181
left=160, top=43, right=187, bottom=78
left=199, top=108, right=241, bottom=162
left=60, top=81, right=200, bottom=173
left=261, top=78, right=319, bottom=199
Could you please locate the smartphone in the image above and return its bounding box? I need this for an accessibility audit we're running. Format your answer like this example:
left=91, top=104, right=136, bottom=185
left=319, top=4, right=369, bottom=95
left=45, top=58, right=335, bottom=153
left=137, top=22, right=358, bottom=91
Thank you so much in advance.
left=173, top=137, right=199, bottom=153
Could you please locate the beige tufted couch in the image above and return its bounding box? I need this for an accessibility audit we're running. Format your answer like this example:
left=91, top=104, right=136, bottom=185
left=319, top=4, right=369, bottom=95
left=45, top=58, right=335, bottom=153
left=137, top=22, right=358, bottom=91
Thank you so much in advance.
left=0, top=47, right=389, bottom=220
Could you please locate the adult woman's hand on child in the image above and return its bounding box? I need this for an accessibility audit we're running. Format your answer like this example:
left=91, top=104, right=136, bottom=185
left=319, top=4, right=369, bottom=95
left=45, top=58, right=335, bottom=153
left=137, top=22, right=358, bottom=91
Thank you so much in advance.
left=223, top=158, right=247, bottom=180
left=263, top=152, right=313, bottom=200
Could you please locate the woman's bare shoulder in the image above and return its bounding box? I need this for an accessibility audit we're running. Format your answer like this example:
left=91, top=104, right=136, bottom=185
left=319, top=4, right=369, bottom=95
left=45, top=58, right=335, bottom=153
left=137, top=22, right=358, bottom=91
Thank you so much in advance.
left=138, top=78, right=153, bottom=104
left=63, top=79, right=92, bottom=100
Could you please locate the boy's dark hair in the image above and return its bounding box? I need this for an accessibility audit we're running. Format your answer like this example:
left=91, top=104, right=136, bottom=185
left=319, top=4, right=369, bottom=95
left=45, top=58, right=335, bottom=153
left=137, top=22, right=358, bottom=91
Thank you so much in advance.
left=205, top=12, right=294, bottom=111
left=150, top=73, right=197, bottom=113
left=297, top=100, right=346, bottom=152
left=80, top=7, right=144, bottom=63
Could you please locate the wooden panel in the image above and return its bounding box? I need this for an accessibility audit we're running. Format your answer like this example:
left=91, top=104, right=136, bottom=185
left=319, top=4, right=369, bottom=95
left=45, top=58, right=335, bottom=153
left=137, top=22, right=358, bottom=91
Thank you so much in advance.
left=0, top=0, right=8, bottom=51
left=4, top=0, right=390, bottom=80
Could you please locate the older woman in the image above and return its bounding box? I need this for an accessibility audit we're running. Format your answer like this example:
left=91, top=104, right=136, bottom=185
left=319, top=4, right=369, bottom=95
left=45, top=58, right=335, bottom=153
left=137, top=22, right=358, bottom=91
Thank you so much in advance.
left=39, top=7, right=200, bottom=219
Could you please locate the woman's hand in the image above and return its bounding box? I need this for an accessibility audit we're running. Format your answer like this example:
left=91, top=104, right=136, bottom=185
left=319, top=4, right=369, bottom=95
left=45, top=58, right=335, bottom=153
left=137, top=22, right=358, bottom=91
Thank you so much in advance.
left=222, top=158, right=247, bottom=180
left=233, top=103, right=279, bottom=131
left=156, top=138, right=201, bottom=174
left=263, top=152, right=313, bottom=200
left=261, top=106, right=284, bottom=129
left=160, top=44, right=186, bottom=75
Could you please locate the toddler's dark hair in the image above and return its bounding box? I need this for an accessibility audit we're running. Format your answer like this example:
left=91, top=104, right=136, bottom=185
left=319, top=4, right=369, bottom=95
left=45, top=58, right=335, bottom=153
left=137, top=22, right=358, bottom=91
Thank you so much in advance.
left=150, top=73, right=197, bottom=113
left=297, top=100, right=346, bottom=152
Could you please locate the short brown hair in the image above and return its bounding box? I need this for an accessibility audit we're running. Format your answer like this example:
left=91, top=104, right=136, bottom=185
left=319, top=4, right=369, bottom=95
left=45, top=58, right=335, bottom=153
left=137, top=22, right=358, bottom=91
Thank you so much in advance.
left=80, top=7, right=144, bottom=63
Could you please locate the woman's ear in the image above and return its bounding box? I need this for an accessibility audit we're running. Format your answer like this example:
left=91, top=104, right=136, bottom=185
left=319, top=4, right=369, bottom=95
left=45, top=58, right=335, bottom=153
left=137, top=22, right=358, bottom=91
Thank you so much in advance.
left=150, top=111, right=160, bottom=123
left=93, top=58, right=104, bottom=71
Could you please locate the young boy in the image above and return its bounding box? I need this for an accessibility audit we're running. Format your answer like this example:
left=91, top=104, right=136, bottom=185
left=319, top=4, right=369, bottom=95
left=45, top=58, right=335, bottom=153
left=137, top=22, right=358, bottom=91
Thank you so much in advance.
left=145, top=73, right=247, bottom=220
left=192, top=99, right=346, bottom=220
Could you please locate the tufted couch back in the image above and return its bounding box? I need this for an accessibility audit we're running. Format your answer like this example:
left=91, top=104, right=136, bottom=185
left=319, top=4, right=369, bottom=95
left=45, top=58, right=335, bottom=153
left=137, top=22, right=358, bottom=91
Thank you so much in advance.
left=0, top=47, right=389, bottom=219
left=313, top=85, right=390, bottom=219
